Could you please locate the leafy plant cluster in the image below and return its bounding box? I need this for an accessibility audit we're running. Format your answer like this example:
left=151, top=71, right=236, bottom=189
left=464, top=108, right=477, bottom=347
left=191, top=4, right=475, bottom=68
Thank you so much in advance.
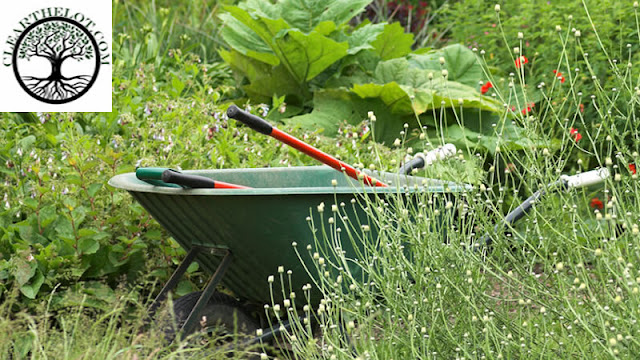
left=220, top=0, right=541, bottom=156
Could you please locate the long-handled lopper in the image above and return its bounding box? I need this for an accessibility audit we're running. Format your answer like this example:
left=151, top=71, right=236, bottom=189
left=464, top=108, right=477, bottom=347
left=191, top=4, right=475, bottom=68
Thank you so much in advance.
left=226, top=105, right=387, bottom=187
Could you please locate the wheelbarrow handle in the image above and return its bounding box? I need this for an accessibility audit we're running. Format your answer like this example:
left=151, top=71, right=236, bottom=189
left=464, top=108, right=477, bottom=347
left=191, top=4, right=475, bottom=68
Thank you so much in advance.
left=227, top=105, right=387, bottom=187
left=136, top=168, right=250, bottom=189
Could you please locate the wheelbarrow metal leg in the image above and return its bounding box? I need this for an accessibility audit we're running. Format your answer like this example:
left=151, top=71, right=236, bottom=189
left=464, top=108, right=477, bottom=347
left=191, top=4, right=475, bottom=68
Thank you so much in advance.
left=147, top=246, right=200, bottom=319
left=179, top=250, right=233, bottom=337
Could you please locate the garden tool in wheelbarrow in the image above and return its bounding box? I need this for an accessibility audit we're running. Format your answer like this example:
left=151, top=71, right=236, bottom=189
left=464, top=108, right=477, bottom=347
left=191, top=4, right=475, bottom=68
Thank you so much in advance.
left=475, top=167, right=611, bottom=250
left=226, top=104, right=387, bottom=187
left=401, top=150, right=611, bottom=250
left=135, top=167, right=250, bottom=189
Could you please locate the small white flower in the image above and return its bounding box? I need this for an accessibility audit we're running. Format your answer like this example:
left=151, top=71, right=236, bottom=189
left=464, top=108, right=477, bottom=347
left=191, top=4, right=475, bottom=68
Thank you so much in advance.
left=441, top=69, right=449, bottom=78
left=494, top=4, right=501, bottom=12
left=556, top=25, right=562, bottom=32
left=267, top=275, right=274, bottom=283
left=439, top=56, right=445, bottom=65
left=518, top=32, right=523, bottom=39
left=574, top=30, right=581, bottom=37
left=331, top=179, right=338, bottom=186
left=317, top=202, right=325, bottom=213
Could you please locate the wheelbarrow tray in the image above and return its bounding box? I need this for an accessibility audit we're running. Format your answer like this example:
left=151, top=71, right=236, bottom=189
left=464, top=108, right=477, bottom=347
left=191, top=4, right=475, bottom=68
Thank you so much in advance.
left=108, top=165, right=467, bottom=304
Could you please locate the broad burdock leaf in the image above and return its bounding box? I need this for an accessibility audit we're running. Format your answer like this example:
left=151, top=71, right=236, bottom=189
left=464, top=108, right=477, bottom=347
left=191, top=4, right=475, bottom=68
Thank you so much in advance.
left=219, top=13, right=279, bottom=65
left=407, top=44, right=483, bottom=87
left=273, top=28, right=348, bottom=83
left=371, top=22, right=414, bottom=60
left=278, top=0, right=371, bottom=33
left=347, top=23, right=386, bottom=55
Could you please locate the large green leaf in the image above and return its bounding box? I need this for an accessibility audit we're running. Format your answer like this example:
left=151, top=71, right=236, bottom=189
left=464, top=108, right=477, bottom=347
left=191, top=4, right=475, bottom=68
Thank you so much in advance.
left=286, top=89, right=430, bottom=145
left=220, top=49, right=304, bottom=102
left=219, top=13, right=280, bottom=66
left=352, top=82, right=415, bottom=115
left=352, top=58, right=503, bottom=115
left=224, top=6, right=290, bottom=49
left=273, top=28, right=348, bottom=83
left=347, top=23, right=386, bottom=55
left=279, top=0, right=371, bottom=33
left=239, top=0, right=280, bottom=19
left=408, top=44, right=484, bottom=87
left=371, top=22, right=414, bottom=60
left=286, top=89, right=362, bottom=134
left=20, top=270, right=44, bottom=299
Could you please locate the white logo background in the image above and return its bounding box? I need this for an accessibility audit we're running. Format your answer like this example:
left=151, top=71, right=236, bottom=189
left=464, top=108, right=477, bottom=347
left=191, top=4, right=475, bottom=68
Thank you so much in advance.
left=0, top=0, right=112, bottom=112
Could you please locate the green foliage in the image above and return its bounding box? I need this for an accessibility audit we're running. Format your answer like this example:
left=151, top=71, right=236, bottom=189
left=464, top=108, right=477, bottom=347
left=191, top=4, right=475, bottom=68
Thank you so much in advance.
left=220, top=0, right=535, bottom=154
left=443, top=0, right=640, bottom=146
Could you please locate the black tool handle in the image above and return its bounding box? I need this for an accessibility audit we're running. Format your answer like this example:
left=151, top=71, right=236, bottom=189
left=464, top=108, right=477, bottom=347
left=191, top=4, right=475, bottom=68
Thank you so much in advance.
left=161, top=169, right=217, bottom=188
left=226, top=105, right=273, bottom=135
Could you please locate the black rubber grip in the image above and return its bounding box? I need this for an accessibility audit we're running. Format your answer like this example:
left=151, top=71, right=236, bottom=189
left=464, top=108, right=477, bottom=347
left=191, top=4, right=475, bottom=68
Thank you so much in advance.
left=399, top=157, right=425, bottom=175
left=226, top=105, right=273, bottom=135
left=161, top=169, right=217, bottom=188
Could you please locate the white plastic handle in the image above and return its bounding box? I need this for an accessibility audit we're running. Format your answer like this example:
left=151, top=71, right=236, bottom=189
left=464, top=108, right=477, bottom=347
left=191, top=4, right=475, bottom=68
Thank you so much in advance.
left=561, top=168, right=610, bottom=189
left=415, top=144, right=457, bottom=166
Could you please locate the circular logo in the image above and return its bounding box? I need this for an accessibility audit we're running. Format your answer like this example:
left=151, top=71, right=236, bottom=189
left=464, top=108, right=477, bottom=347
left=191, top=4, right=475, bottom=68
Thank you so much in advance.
left=12, top=17, right=100, bottom=104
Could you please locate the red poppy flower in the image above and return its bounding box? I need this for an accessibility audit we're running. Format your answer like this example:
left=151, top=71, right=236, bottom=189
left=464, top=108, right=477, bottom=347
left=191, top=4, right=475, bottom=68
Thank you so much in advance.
left=515, top=56, right=529, bottom=68
left=630, top=163, right=637, bottom=175
left=521, top=102, right=535, bottom=114
left=552, top=70, right=565, bottom=83
left=589, top=197, right=604, bottom=210
left=480, top=81, right=493, bottom=95
left=570, top=127, right=582, bottom=142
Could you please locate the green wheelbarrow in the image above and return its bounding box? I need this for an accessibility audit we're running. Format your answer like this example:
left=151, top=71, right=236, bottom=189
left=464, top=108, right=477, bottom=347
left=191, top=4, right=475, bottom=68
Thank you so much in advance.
left=108, top=165, right=467, bottom=341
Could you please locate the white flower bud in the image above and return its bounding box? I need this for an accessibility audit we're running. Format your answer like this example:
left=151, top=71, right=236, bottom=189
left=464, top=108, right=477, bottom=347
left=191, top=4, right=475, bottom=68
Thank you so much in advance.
left=442, top=69, right=449, bottom=78
left=518, top=32, right=523, bottom=39
left=439, top=57, right=445, bottom=65
left=494, top=4, right=501, bottom=12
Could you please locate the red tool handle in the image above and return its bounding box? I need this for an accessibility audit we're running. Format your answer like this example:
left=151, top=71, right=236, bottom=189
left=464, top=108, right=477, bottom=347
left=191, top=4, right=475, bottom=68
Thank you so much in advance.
left=227, top=105, right=387, bottom=187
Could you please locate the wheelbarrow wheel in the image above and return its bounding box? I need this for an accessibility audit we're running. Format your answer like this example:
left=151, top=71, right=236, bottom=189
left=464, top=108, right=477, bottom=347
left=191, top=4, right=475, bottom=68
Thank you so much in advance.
left=167, top=290, right=260, bottom=341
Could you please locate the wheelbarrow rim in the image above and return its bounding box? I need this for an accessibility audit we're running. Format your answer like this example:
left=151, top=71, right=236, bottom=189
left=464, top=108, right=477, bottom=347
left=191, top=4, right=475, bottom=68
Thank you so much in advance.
left=108, top=165, right=471, bottom=195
